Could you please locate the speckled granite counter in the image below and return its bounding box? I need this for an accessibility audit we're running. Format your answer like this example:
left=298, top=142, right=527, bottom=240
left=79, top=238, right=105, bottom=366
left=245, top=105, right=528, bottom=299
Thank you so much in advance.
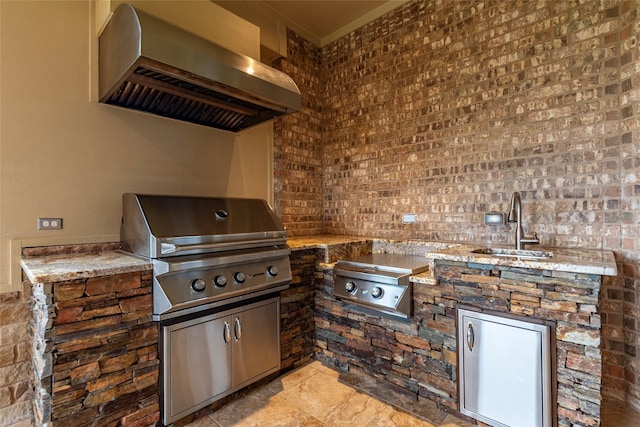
left=286, top=235, right=617, bottom=282
left=21, top=237, right=617, bottom=284
left=287, top=235, right=444, bottom=284
left=287, top=235, right=374, bottom=263
left=21, top=250, right=151, bottom=284
left=287, top=235, right=373, bottom=249
left=426, top=244, right=617, bottom=276
left=287, top=235, right=450, bottom=255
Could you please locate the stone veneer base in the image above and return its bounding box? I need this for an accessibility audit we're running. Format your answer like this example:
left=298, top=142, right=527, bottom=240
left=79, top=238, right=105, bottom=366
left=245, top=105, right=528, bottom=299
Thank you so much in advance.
left=316, top=258, right=604, bottom=426
left=27, top=248, right=318, bottom=426
left=24, top=239, right=611, bottom=426
left=31, top=271, right=160, bottom=426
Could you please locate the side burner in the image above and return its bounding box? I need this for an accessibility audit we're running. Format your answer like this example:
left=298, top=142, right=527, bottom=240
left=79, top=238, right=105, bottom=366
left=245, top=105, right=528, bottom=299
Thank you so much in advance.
left=333, top=254, right=429, bottom=319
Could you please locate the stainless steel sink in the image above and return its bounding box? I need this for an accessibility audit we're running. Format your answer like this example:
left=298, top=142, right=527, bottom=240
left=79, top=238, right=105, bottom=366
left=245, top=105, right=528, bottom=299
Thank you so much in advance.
left=471, top=248, right=555, bottom=260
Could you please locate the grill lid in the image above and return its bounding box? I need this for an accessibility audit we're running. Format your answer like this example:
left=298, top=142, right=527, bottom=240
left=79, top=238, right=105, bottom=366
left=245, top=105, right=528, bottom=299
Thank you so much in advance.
left=121, top=194, right=287, bottom=258
left=335, top=254, right=431, bottom=276
left=333, top=254, right=430, bottom=319
left=99, top=3, right=301, bottom=132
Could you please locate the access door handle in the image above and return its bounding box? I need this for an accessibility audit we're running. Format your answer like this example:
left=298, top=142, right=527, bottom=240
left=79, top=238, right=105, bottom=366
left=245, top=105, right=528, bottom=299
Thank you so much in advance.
left=234, top=317, right=242, bottom=341
left=467, top=323, right=474, bottom=351
left=223, top=321, right=231, bottom=345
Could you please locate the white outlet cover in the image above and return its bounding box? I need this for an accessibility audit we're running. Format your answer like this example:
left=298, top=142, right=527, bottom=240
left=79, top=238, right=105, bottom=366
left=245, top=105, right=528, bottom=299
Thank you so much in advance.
left=402, top=214, right=417, bottom=224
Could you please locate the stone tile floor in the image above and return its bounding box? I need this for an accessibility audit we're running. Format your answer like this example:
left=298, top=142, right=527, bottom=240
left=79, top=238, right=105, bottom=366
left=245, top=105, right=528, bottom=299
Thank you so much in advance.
left=602, top=398, right=640, bottom=427
left=186, top=361, right=640, bottom=427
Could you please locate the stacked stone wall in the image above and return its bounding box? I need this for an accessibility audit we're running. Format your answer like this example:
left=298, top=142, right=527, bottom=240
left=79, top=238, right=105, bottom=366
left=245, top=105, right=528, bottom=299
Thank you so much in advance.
left=280, top=249, right=318, bottom=370
left=0, top=290, right=32, bottom=426
left=31, top=271, right=159, bottom=426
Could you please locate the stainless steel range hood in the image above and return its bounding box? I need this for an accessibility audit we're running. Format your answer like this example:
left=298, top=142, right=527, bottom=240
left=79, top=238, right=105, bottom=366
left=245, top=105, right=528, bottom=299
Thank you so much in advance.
left=99, top=3, right=301, bottom=132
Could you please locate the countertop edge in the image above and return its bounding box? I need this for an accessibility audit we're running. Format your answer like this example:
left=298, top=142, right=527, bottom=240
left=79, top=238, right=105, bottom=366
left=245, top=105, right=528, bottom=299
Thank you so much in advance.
left=425, top=246, right=617, bottom=277
left=21, top=251, right=152, bottom=284
left=21, top=237, right=619, bottom=285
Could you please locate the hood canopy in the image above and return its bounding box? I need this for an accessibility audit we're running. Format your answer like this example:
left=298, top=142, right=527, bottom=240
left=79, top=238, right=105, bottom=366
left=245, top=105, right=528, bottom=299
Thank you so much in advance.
left=99, top=3, right=301, bottom=132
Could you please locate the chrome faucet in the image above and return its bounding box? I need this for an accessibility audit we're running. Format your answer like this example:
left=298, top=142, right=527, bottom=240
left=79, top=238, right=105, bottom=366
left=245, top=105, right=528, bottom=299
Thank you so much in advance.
left=507, top=192, right=540, bottom=250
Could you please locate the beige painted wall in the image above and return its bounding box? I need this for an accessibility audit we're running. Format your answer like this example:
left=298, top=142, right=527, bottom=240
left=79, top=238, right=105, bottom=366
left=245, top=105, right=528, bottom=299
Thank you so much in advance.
left=0, top=0, right=273, bottom=293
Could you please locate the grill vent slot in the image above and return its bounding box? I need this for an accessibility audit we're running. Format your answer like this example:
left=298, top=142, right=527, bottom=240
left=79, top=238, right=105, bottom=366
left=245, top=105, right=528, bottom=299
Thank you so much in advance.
left=105, top=66, right=286, bottom=132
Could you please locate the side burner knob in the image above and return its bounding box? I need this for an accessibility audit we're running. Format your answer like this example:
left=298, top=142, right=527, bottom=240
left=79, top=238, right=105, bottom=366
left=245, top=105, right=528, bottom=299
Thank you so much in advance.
left=234, top=272, right=246, bottom=283
left=345, top=281, right=357, bottom=293
left=214, top=275, right=227, bottom=288
left=267, top=266, right=279, bottom=277
left=191, top=278, right=206, bottom=292
left=371, top=287, right=384, bottom=299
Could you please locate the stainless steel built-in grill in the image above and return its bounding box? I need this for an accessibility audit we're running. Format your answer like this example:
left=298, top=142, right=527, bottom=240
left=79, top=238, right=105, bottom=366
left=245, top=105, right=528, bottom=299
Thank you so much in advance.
left=121, top=193, right=292, bottom=320
left=120, top=193, right=291, bottom=425
left=334, top=254, right=430, bottom=319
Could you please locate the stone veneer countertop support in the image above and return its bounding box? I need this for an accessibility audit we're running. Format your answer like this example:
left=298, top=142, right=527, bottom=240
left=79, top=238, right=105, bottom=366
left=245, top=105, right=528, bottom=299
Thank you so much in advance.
left=24, top=249, right=157, bottom=426
left=20, top=237, right=620, bottom=426
left=304, top=235, right=618, bottom=426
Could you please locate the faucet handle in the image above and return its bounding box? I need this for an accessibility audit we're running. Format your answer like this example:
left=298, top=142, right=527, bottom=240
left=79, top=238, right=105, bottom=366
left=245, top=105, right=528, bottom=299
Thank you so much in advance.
left=521, top=233, right=540, bottom=245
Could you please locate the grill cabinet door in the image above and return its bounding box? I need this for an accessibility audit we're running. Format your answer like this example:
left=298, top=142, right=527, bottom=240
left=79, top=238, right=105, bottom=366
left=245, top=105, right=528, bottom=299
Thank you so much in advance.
left=232, top=299, right=280, bottom=387
left=458, top=309, right=551, bottom=427
left=165, top=313, right=232, bottom=422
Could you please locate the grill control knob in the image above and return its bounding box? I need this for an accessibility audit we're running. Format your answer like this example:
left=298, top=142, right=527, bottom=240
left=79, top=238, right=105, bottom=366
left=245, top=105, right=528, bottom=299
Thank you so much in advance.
left=345, top=281, right=357, bottom=293
left=371, top=287, right=383, bottom=299
left=234, top=272, right=246, bottom=283
left=214, top=275, right=227, bottom=288
left=267, top=266, right=279, bottom=277
left=191, top=278, right=206, bottom=292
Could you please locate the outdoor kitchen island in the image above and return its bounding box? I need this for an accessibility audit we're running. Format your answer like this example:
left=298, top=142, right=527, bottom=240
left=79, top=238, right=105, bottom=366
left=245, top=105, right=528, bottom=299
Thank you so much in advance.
left=292, top=237, right=617, bottom=427
left=23, top=237, right=616, bottom=426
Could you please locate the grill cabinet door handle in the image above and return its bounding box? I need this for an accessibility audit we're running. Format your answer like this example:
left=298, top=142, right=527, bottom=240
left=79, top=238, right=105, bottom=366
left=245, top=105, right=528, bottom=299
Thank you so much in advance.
left=234, top=317, right=242, bottom=341
left=223, top=321, right=231, bottom=345
left=467, top=322, right=474, bottom=351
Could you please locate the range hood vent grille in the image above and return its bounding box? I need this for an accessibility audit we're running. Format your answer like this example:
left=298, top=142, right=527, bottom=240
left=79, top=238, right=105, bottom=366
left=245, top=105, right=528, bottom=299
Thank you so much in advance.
left=99, top=4, right=301, bottom=132
left=105, top=65, right=278, bottom=131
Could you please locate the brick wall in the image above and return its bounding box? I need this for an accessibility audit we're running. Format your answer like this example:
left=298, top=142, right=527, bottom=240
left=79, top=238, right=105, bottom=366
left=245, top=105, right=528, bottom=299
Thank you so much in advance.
left=273, top=0, right=640, bottom=409
left=617, top=0, right=640, bottom=409
left=0, top=290, right=32, bottom=426
left=273, top=32, right=324, bottom=236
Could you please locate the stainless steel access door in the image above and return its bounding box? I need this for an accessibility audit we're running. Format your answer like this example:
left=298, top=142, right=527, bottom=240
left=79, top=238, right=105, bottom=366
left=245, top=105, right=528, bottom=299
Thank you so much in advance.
left=167, top=314, right=232, bottom=421
left=162, top=297, right=280, bottom=425
left=458, top=308, right=552, bottom=427
left=232, top=300, right=280, bottom=387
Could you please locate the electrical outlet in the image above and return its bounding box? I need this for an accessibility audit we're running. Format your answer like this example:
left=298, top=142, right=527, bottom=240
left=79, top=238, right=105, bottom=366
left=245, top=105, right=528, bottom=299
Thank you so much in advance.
left=38, top=218, right=63, bottom=230
left=484, top=212, right=505, bottom=225
left=402, top=213, right=417, bottom=224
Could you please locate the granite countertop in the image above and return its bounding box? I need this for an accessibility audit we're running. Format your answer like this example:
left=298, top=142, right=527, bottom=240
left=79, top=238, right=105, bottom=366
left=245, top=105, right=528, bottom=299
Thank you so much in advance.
left=21, top=236, right=618, bottom=285
left=287, top=235, right=373, bottom=250
left=426, top=244, right=617, bottom=276
left=21, top=251, right=152, bottom=284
